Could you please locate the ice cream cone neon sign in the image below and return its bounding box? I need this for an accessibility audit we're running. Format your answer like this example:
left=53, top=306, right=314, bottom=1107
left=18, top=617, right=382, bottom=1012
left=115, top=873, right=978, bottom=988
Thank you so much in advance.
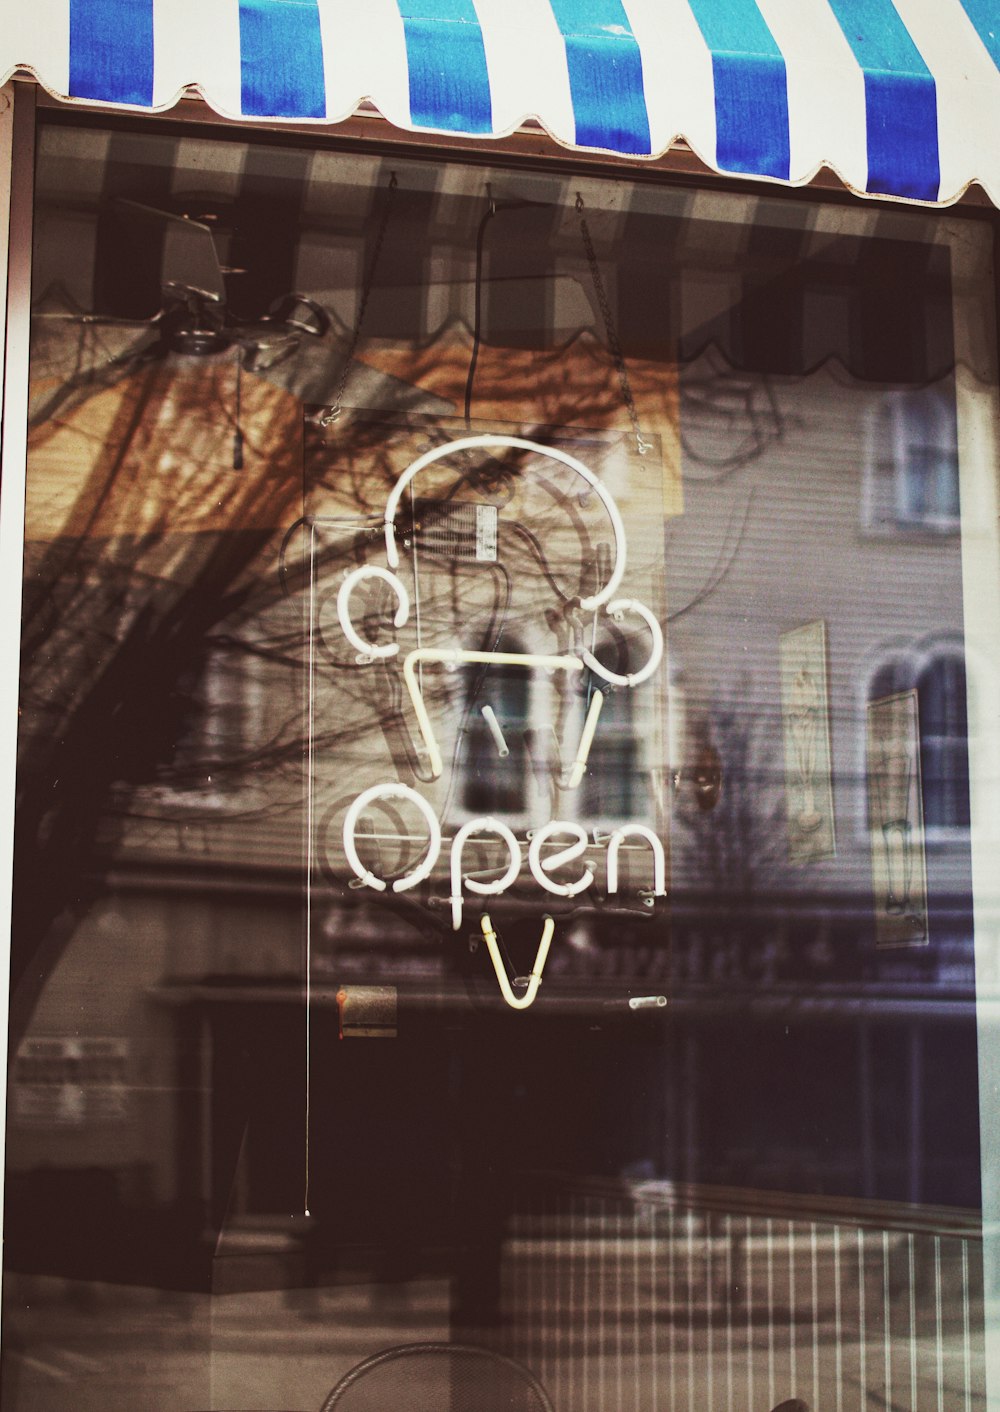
left=336, top=435, right=666, bottom=1009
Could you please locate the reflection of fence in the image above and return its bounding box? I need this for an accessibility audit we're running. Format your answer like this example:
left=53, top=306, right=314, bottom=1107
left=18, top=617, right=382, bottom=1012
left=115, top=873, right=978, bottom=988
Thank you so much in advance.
left=496, top=1178, right=985, bottom=1411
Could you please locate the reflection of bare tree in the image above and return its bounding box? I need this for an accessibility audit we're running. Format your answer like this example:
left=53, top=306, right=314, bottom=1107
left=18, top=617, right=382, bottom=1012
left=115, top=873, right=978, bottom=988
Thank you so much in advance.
left=15, top=354, right=424, bottom=1041
left=673, top=697, right=784, bottom=984
left=15, top=360, right=301, bottom=1040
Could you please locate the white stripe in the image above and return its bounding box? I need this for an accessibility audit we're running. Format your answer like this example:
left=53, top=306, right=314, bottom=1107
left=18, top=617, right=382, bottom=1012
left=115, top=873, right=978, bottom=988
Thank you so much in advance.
left=893, top=0, right=1000, bottom=206
left=624, top=0, right=717, bottom=168
left=0, top=0, right=70, bottom=96
left=755, top=0, right=869, bottom=195
left=317, top=0, right=410, bottom=129
left=153, top=0, right=242, bottom=115
left=475, top=0, right=575, bottom=145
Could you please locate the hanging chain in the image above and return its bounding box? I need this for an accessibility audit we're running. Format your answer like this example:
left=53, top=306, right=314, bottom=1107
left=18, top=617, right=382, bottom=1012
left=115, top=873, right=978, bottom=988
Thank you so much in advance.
left=576, top=192, right=652, bottom=457
left=322, top=171, right=398, bottom=425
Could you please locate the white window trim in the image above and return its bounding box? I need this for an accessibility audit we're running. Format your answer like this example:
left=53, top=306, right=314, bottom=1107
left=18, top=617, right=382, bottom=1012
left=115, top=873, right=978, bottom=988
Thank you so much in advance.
left=0, top=78, right=35, bottom=1256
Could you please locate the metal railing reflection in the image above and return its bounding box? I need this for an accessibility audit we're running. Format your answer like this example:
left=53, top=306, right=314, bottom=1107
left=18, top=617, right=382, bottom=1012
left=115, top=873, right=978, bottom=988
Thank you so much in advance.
left=490, top=1175, right=984, bottom=1411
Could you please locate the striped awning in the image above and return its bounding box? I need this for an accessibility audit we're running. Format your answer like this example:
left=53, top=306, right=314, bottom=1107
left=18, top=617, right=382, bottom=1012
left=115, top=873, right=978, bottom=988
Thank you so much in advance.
left=4, top=0, right=1000, bottom=208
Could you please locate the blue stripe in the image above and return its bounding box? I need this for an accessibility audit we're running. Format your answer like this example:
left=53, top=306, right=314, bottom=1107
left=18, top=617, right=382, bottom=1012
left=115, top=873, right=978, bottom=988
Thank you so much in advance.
left=69, top=0, right=154, bottom=106
left=957, top=0, right=1000, bottom=70
left=825, top=0, right=939, bottom=201
left=398, top=1, right=492, bottom=134
left=239, top=0, right=326, bottom=119
left=546, top=0, right=651, bottom=155
left=685, top=0, right=790, bottom=180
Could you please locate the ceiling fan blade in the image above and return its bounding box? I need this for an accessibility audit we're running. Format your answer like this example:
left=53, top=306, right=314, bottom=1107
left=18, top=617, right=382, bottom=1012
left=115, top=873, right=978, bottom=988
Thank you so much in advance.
left=234, top=296, right=331, bottom=373
left=115, top=198, right=227, bottom=306
left=238, top=332, right=301, bottom=373
left=262, top=293, right=330, bottom=338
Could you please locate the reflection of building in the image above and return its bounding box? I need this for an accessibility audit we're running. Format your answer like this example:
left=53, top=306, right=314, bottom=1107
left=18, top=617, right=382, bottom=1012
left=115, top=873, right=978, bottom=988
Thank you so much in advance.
left=660, top=358, right=978, bottom=1213
left=2, top=87, right=996, bottom=1411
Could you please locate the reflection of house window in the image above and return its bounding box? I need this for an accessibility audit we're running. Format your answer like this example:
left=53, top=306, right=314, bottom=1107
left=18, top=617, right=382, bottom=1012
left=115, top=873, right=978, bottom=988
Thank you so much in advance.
left=864, top=386, right=959, bottom=533
left=918, top=655, right=970, bottom=830
left=462, top=653, right=530, bottom=816
left=580, top=686, right=644, bottom=823
left=13, top=1037, right=130, bottom=1126
left=160, top=645, right=261, bottom=798
left=868, top=650, right=969, bottom=832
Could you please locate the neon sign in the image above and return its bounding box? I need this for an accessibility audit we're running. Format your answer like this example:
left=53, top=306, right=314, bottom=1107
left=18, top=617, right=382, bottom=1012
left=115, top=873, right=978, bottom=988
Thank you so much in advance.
left=334, top=434, right=666, bottom=1009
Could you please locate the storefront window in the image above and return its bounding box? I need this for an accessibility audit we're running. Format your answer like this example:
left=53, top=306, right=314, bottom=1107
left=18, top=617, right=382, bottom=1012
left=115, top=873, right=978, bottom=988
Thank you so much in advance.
left=5, top=109, right=1000, bottom=1410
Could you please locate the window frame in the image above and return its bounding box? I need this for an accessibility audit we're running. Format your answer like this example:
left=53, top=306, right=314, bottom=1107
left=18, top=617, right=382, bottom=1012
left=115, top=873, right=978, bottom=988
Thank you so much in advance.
left=5, top=77, right=1000, bottom=1404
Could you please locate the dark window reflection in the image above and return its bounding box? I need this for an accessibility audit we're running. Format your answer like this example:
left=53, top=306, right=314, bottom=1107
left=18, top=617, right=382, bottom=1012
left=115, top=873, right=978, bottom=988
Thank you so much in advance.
left=919, top=654, right=971, bottom=829
left=463, top=650, right=530, bottom=815
left=869, top=650, right=970, bottom=830
left=580, top=684, right=642, bottom=821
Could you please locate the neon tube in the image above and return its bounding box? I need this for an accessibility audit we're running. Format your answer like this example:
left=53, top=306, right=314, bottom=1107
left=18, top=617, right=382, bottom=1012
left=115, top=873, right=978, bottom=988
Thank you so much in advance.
left=481, top=704, right=509, bottom=758
left=336, top=565, right=410, bottom=660
left=528, top=821, right=594, bottom=897
left=582, top=598, right=664, bottom=688
left=403, top=647, right=583, bottom=779
left=566, top=689, right=604, bottom=789
left=480, top=912, right=554, bottom=1011
left=449, top=817, right=522, bottom=930
left=382, top=435, right=628, bottom=612
left=342, top=782, right=442, bottom=893
left=606, top=824, right=667, bottom=897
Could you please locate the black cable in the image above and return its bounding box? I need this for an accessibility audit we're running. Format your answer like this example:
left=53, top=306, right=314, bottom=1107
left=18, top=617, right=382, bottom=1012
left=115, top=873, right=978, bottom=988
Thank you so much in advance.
left=666, top=486, right=756, bottom=623
left=463, top=190, right=551, bottom=429
left=233, top=348, right=244, bottom=470
left=465, top=193, right=495, bottom=429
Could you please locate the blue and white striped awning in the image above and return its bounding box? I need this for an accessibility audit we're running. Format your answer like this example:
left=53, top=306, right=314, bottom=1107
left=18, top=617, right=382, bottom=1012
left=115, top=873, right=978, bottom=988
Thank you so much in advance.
left=4, top=0, right=1000, bottom=207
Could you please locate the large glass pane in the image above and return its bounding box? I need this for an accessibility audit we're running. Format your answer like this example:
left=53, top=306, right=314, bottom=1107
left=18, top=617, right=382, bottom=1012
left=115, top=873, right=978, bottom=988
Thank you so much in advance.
left=4, top=111, right=999, bottom=1410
